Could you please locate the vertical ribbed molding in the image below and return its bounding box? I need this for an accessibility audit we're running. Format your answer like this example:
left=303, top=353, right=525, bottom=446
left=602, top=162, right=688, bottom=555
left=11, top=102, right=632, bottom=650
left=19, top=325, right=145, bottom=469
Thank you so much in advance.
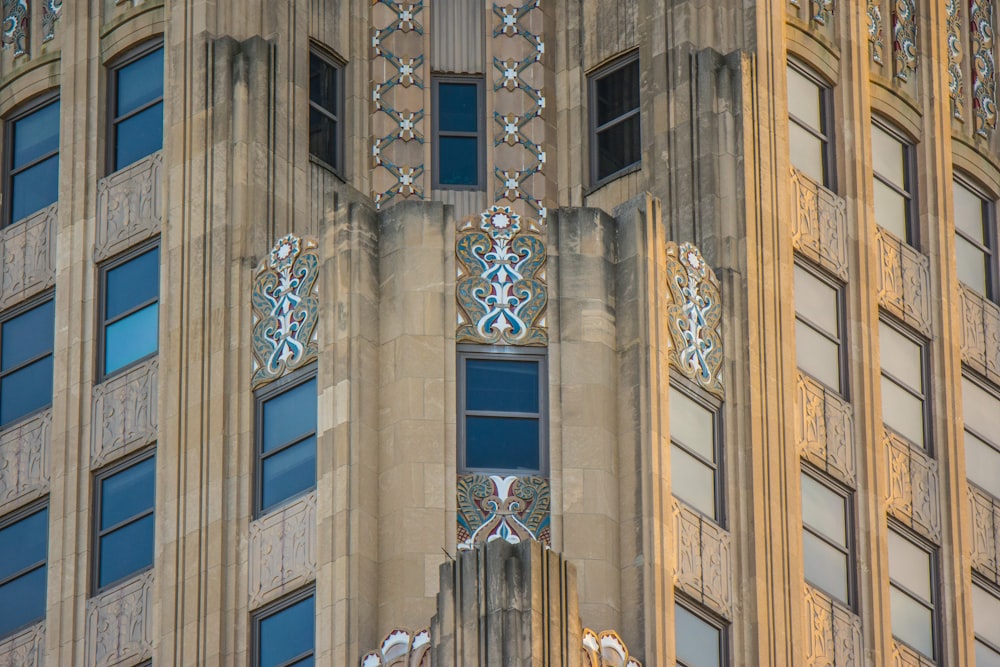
left=371, top=0, right=427, bottom=210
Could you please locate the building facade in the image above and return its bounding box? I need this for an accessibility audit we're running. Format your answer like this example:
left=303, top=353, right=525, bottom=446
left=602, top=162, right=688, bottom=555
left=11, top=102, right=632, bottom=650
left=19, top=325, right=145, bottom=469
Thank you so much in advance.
left=0, top=0, right=998, bottom=665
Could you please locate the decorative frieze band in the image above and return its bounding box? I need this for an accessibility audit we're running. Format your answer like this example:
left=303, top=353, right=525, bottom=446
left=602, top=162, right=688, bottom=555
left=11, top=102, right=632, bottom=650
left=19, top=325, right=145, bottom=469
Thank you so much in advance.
left=867, top=0, right=884, bottom=64
left=795, top=373, right=856, bottom=487
left=946, top=0, right=964, bottom=119
left=248, top=491, right=317, bottom=609
left=91, top=359, right=158, bottom=469
left=803, top=584, right=863, bottom=667
left=673, top=498, right=732, bottom=619
left=884, top=429, right=941, bottom=543
left=0, top=204, right=56, bottom=310
left=969, top=484, right=1000, bottom=585
left=1, top=0, right=28, bottom=55
left=875, top=227, right=932, bottom=338
left=85, top=571, right=154, bottom=667
left=581, top=629, right=643, bottom=667
left=892, top=0, right=918, bottom=81
left=0, top=409, right=50, bottom=515
left=361, top=629, right=431, bottom=667
left=971, top=0, right=998, bottom=137
left=456, top=473, right=551, bottom=549
left=0, top=621, right=44, bottom=667
left=958, top=284, right=1000, bottom=385
left=790, top=168, right=849, bottom=282
left=891, top=640, right=935, bottom=667
left=95, top=152, right=163, bottom=262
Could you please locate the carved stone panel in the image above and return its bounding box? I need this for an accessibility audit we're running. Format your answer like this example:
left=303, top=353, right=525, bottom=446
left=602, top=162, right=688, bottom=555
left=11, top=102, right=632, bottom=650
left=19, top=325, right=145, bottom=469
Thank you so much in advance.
left=790, top=168, right=849, bottom=282
left=0, top=621, right=44, bottom=667
left=361, top=629, right=431, bottom=667
left=94, top=152, right=162, bottom=262
left=876, top=228, right=932, bottom=337
left=969, top=485, right=1000, bottom=585
left=85, top=571, right=153, bottom=667
left=884, top=429, right=941, bottom=543
left=248, top=491, right=317, bottom=609
left=91, top=359, right=158, bottom=469
left=958, top=284, right=1000, bottom=386
left=803, top=584, right=863, bottom=667
left=0, top=204, right=56, bottom=310
left=795, top=373, right=856, bottom=487
left=0, top=409, right=50, bottom=515
left=673, top=498, right=732, bottom=619
left=891, top=640, right=935, bottom=667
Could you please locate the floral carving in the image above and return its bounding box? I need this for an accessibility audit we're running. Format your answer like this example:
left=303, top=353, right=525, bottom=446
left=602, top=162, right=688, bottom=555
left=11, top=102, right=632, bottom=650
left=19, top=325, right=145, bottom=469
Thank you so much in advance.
left=969, top=485, right=1000, bottom=584
left=0, top=410, right=50, bottom=515
left=947, top=0, right=964, bottom=119
left=884, top=429, right=941, bottom=543
left=664, top=241, right=724, bottom=398
left=95, top=152, right=163, bottom=262
left=581, top=629, right=643, bottom=667
left=85, top=572, right=153, bottom=667
left=796, top=373, right=856, bottom=487
left=1, top=0, right=27, bottom=56
left=673, top=498, right=732, bottom=619
left=971, top=0, right=998, bottom=136
left=456, top=206, right=547, bottom=345
left=803, top=584, right=863, bottom=666
left=248, top=492, right=317, bottom=608
left=892, top=0, right=918, bottom=81
left=91, top=359, right=158, bottom=469
left=0, top=621, right=44, bottom=667
left=0, top=204, right=57, bottom=310
left=251, top=234, right=320, bottom=389
left=361, top=629, right=431, bottom=667
left=790, top=168, right=849, bottom=281
left=41, top=0, right=62, bottom=42
left=875, top=228, right=931, bottom=337
left=868, top=0, right=884, bottom=64
left=456, top=474, right=550, bottom=549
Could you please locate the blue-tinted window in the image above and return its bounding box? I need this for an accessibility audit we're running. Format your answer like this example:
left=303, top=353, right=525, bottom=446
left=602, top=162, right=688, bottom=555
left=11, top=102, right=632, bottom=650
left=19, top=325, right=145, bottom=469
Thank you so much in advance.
left=0, top=299, right=55, bottom=428
left=0, top=506, right=48, bottom=638
left=460, top=352, right=544, bottom=473
left=95, top=455, right=155, bottom=590
left=6, top=98, right=59, bottom=225
left=112, top=46, right=163, bottom=171
left=310, top=51, right=341, bottom=170
left=590, top=55, right=640, bottom=184
left=259, top=375, right=317, bottom=514
left=434, top=79, right=482, bottom=188
left=256, top=594, right=315, bottom=667
left=102, top=246, right=159, bottom=376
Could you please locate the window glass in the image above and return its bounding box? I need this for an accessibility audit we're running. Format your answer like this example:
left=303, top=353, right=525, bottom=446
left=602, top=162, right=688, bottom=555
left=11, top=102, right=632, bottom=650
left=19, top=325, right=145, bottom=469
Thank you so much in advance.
left=872, top=125, right=905, bottom=186
left=12, top=101, right=59, bottom=166
left=97, top=456, right=155, bottom=589
left=794, top=265, right=843, bottom=394
left=967, top=432, right=1000, bottom=496
left=879, top=322, right=922, bottom=391
left=794, top=266, right=838, bottom=333
left=263, top=379, right=318, bottom=451
left=434, top=79, right=482, bottom=188
left=116, top=48, right=164, bottom=114
left=262, top=436, right=317, bottom=511
left=0, top=300, right=55, bottom=427
left=888, top=531, right=932, bottom=601
left=595, top=59, right=639, bottom=126
left=801, top=472, right=850, bottom=604
left=591, top=56, right=640, bottom=183
left=466, top=417, right=540, bottom=471
left=259, top=375, right=317, bottom=513
left=963, top=377, right=1000, bottom=496
left=796, top=322, right=841, bottom=391
left=258, top=595, right=315, bottom=667
left=957, top=234, right=989, bottom=294
left=112, top=46, right=163, bottom=171
left=801, top=475, right=846, bottom=544
left=873, top=180, right=908, bottom=241
left=8, top=99, right=59, bottom=224
left=881, top=377, right=925, bottom=448
left=787, top=66, right=821, bottom=130
left=439, top=83, right=478, bottom=133
left=674, top=603, right=722, bottom=667
left=669, top=387, right=714, bottom=461
left=466, top=359, right=539, bottom=413
left=973, top=583, right=1000, bottom=648
left=786, top=65, right=829, bottom=186
left=310, top=51, right=340, bottom=169
left=103, top=247, right=160, bottom=376
left=889, top=586, right=934, bottom=657
left=671, top=444, right=716, bottom=520
left=0, top=506, right=48, bottom=638
left=888, top=529, right=935, bottom=659
left=955, top=180, right=986, bottom=241
left=871, top=122, right=913, bottom=244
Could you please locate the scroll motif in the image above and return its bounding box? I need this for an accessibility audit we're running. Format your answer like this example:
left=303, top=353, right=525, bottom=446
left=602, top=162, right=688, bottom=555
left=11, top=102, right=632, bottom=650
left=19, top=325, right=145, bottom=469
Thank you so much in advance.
left=947, top=0, right=964, bottom=119
left=581, top=629, right=643, bottom=667
left=971, top=0, right=998, bottom=136
left=664, top=242, right=724, bottom=398
left=251, top=234, right=320, bottom=389
left=456, top=206, right=547, bottom=345
left=892, top=0, right=918, bottom=81
left=868, top=0, right=884, bottom=64
left=41, top=0, right=62, bottom=42
left=1, top=0, right=27, bottom=56
left=456, top=474, right=551, bottom=549
left=361, top=629, right=431, bottom=667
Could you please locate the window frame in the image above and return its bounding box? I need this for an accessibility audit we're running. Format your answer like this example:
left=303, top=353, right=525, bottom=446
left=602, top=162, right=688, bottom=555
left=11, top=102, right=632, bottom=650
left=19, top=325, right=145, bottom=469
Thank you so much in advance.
left=953, top=173, right=998, bottom=301
left=887, top=523, right=940, bottom=661
left=588, top=50, right=641, bottom=188
left=878, top=316, right=931, bottom=454
left=962, top=370, right=1000, bottom=497
left=2, top=91, right=60, bottom=228
left=106, top=37, right=165, bottom=176
left=309, top=44, right=345, bottom=176
left=674, top=594, right=729, bottom=667
left=431, top=75, right=486, bottom=190
left=972, top=575, right=1000, bottom=664
left=253, top=366, right=318, bottom=517
left=794, top=258, right=849, bottom=399
left=0, top=498, right=48, bottom=639
left=0, top=291, right=55, bottom=430
left=457, top=345, right=548, bottom=476
left=800, top=465, right=856, bottom=610
left=786, top=60, right=836, bottom=191
left=96, top=239, right=161, bottom=382
left=90, top=447, right=156, bottom=595
left=250, top=586, right=316, bottom=667
left=669, top=379, right=725, bottom=526
left=871, top=117, right=918, bottom=248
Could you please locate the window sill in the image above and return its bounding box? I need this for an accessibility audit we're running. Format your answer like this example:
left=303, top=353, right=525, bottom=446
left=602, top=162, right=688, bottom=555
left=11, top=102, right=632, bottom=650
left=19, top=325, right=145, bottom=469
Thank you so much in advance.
left=585, top=162, right=641, bottom=197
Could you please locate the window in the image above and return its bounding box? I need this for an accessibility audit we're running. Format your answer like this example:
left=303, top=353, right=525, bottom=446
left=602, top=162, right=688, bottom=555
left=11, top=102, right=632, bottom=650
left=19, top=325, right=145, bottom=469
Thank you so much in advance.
left=589, top=52, right=640, bottom=185
left=801, top=469, right=853, bottom=607
left=99, top=244, right=159, bottom=378
left=670, top=385, right=722, bottom=523
left=888, top=529, right=937, bottom=659
left=458, top=348, right=546, bottom=474
left=433, top=77, right=484, bottom=188
left=0, top=504, right=47, bottom=638
left=0, top=298, right=54, bottom=429
left=787, top=64, right=833, bottom=188
left=963, top=375, right=1000, bottom=497
left=256, top=371, right=317, bottom=514
left=93, top=453, right=155, bottom=591
left=109, top=42, right=164, bottom=172
left=954, top=178, right=996, bottom=299
left=871, top=121, right=916, bottom=245
left=3, top=95, right=59, bottom=227
left=310, top=49, right=343, bottom=172
left=879, top=320, right=928, bottom=451
left=794, top=262, right=846, bottom=395
left=675, top=601, right=725, bottom=667
left=253, top=590, right=315, bottom=667
left=973, top=581, right=1000, bottom=666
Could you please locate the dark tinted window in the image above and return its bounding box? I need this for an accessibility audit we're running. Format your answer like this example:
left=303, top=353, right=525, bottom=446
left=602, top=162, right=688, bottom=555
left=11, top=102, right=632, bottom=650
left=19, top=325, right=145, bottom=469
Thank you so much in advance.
left=96, top=456, right=155, bottom=589
left=102, top=246, right=160, bottom=376
left=434, top=79, right=483, bottom=188
left=111, top=46, right=164, bottom=171
left=310, top=51, right=341, bottom=170
left=258, top=375, right=317, bottom=513
left=0, top=506, right=48, bottom=638
left=257, top=594, right=315, bottom=667
left=6, top=98, right=60, bottom=225
left=0, top=299, right=55, bottom=428
left=591, top=55, right=640, bottom=183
